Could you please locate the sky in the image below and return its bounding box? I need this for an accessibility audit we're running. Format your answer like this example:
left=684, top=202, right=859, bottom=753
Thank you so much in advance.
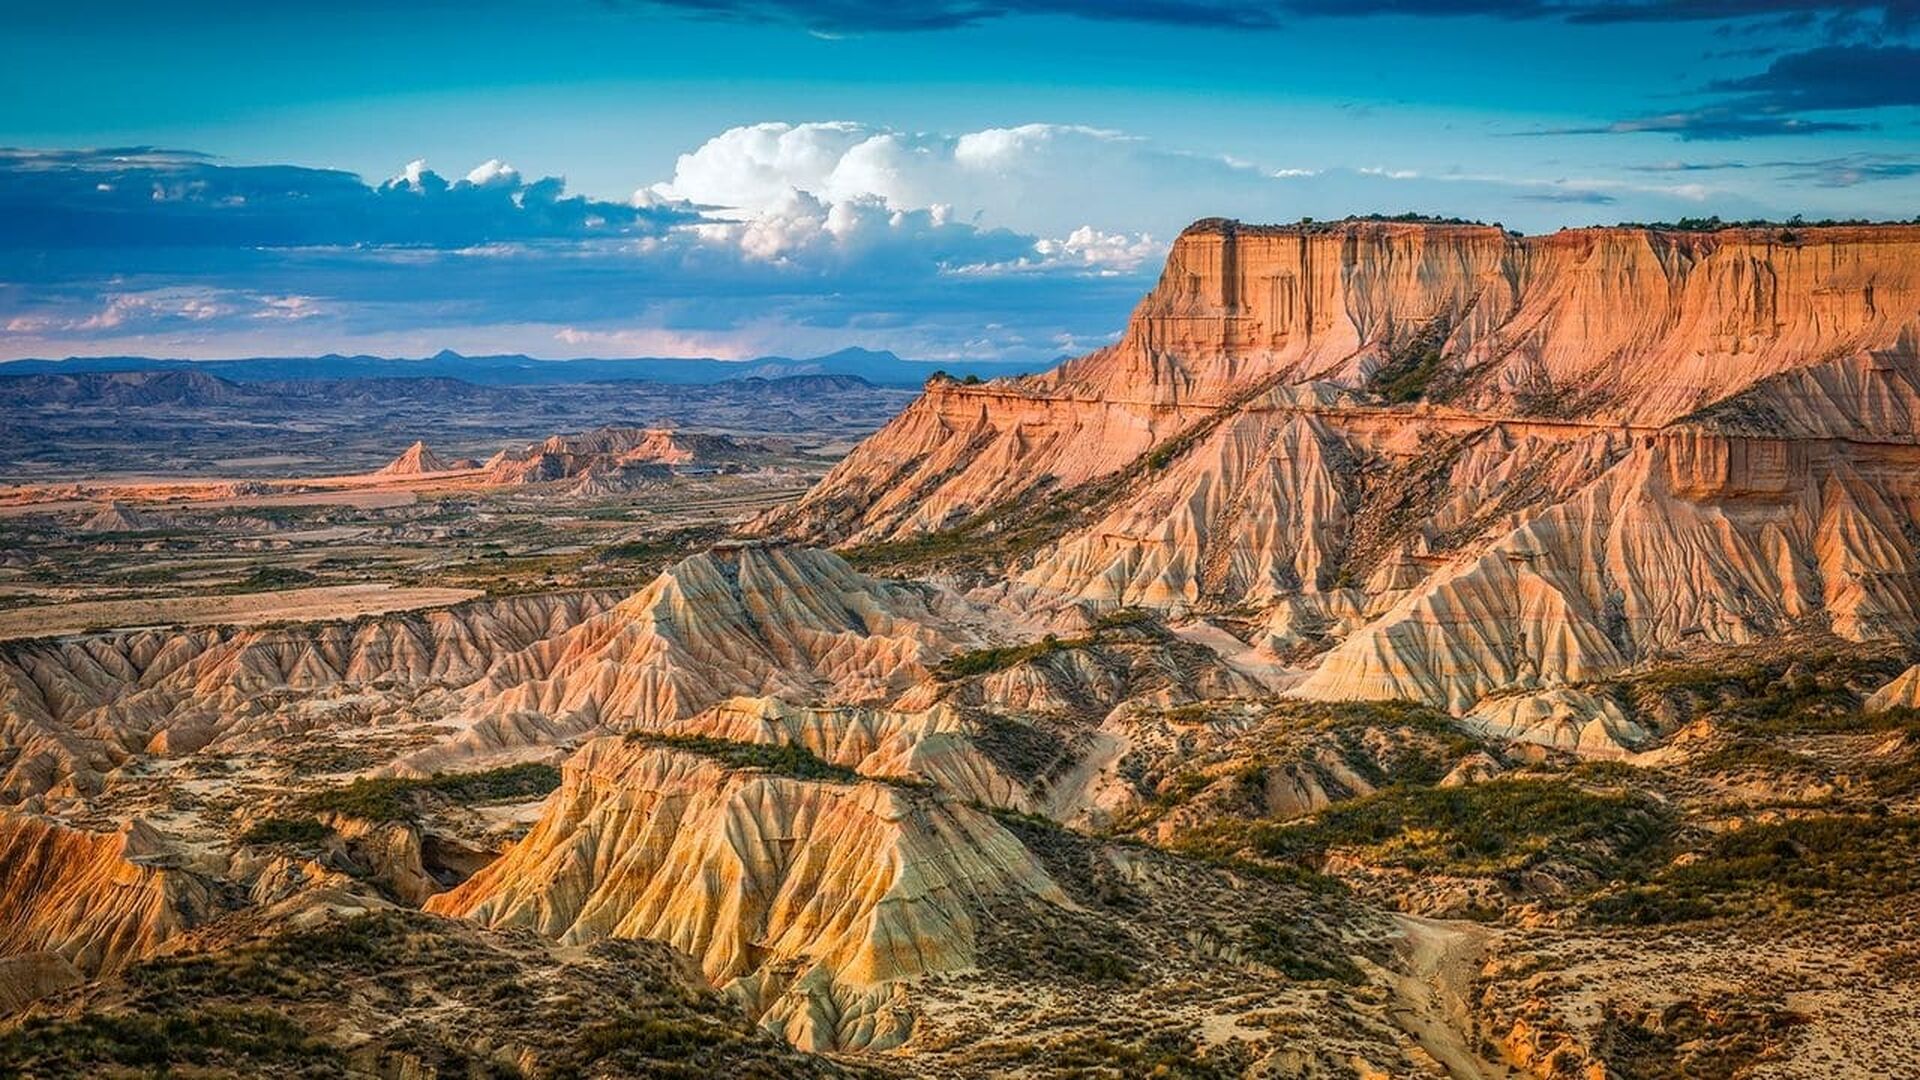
left=1, top=1, right=1916, bottom=363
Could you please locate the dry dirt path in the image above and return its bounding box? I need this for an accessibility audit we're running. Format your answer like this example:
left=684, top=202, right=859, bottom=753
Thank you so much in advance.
left=1389, top=914, right=1514, bottom=1080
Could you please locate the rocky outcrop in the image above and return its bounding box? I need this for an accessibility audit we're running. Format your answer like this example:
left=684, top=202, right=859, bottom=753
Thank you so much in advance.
left=0, top=590, right=620, bottom=802
left=1867, top=664, right=1920, bottom=712
left=77, top=502, right=166, bottom=534
left=767, top=220, right=1920, bottom=547
left=427, top=736, right=1066, bottom=1051
left=0, top=812, right=214, bottom=978
left=761, top=219, right=1920, bottom=741
left=483, top=426, right=753, bottom=485
left=395, top=544, right=986, bottom=775
left=1295, top=432, right=1920, bottom=712
left=375, top=439, right=452, bottom=475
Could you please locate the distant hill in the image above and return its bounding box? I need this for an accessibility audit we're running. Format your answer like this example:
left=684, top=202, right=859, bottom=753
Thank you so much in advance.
left=0, top=347, right=1042, bottom=389
left=0, top=369, right=261, bottom=408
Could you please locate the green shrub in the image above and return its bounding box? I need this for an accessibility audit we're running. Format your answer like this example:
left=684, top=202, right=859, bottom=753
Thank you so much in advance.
left=1589, top=813, right=1920, bottom=925
left=626, top=733, right=862, bottom=784
left=1251, top=777, right=1671, bottom=878
left=237, top=816, right=333, bottom=848
left=1245, top=916, right=1364, bottom=983
left=0, top=1007, right=338, bottom=1077
left=304, top=763, right=563, bottom=823
left=232, top=565, right=318, bottom=591
left=934, top=633, right=1091, bottom=680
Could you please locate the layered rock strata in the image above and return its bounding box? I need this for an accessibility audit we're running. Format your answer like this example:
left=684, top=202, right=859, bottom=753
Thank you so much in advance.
left=762, top=219, right=1920, bottom=736
left=427, top=736, right=1065, bottom=1051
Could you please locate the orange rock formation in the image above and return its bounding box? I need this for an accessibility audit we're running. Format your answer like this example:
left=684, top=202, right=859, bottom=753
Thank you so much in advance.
left=375, top=439, right=453, bottom=476
left=764, top=219, right=1920, bottom=742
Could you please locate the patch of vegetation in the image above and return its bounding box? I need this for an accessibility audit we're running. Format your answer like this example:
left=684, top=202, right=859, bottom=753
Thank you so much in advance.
left=626, top=733, right=863, bottom=784
left=304, top=763, right=563, bottom=823
left=17, top=912, right=866, bottom=1080
left=1252, top=212, right=1490, bottom=232
left=236, top=816, right=333, bottom=848
left=1688, top=738, right=1820, bottom=777
left=1325, top=437, right=1464, bottom=590
left=971, top=713, right=1073, bottom=782
left=1251, top=777, right=1672, bottom=879
left=977, top=901, right=1140, bottom=987
left=1368, top=316, right=1457, bottom=404
left=1112, top=699, right=1484, bottom=841
left=1620, top=646, right=1906, bottom=736
left=1612, top=213, right=1919, bottom=232
left=1588, top=813, right=1920, bottom=925
left=230, top=565, right=318, bottom=591
left=934, top=610, right=1167, bottom=682
left=1595, top=993, right=1808, bottom=1079
left=1244, top=916, right=1364, bottom=984
left=1091, top=606, right=1156, bottom=633
left=935, top=632, right=1094, bottom=680
left=966, top=1025, right=1250, bottom=1080
left=599, top=524, right=728, bottom=566
left=0, top=1006, right=340, bottom=1078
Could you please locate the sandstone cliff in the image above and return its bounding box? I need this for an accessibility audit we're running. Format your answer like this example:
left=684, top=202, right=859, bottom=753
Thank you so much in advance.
left=0, top=812, right=214, bottom=978
left=761, top=219, right=1920, bottom=741
left=769, top=219, right=1920, bottom=547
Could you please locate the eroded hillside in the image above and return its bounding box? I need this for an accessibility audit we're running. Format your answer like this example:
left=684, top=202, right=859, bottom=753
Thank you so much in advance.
left=6, top=218, right=1920, bottom=1079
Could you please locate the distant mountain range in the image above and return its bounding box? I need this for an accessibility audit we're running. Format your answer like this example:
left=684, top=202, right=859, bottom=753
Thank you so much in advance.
left=0, top=347, right=1044, bottom=389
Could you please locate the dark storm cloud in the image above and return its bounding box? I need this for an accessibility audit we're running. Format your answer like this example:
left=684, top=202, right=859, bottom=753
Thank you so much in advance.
left=1708, top=45, right=1920, bottom=111
left=1521, top=41, right=1920, bottom=140
left=0, top=147, right=696, bottom=251
left=1533, top=109, right=1869, bottom=139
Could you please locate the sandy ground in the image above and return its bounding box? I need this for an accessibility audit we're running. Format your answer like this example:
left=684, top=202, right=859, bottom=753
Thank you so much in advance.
left=1390, top=916, right=1513, bottom=1080
left=0, top=583, right=483, bottom=640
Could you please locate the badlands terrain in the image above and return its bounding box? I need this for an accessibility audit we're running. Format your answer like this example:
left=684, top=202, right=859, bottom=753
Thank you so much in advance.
left=5, top=216, right=1920, bottom=1078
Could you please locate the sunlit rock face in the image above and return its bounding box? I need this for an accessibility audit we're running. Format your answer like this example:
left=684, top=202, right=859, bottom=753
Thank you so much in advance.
left=767, top=220, right=1920, bottom=546
left=393, top=543, right=983, bottom=775
left=1868, top=664, right=1920, bottom=712
left=761, top=219, right=1920, bottom=742
left=374, top=439, right=452, bottom=475
left=0, top=813, right=214, bottom=979
left=427, top=737, right=1066, bottom=1052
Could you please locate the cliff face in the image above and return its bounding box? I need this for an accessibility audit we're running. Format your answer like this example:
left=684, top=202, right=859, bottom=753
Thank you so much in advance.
left=1057, top=220, right=1920, bottom=419
left=0, top=813, right=213, bottom=979
left=766, top=221, right=1920, bottom=548
left=764, top=219, right=1920, bottom=735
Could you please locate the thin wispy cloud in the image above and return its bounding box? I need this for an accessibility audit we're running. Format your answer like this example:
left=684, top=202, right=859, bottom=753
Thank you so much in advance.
left=1628, top=151, right=1920, bottom=185
left=629, top=1, right=1920, bottom=35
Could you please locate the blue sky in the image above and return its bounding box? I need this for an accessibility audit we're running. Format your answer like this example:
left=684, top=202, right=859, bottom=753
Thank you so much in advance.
left=2, top=1, right=1916, bottom=362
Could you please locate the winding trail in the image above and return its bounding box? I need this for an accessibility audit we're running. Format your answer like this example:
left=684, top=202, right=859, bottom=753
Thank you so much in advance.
left=1389, top=914, right=1514, bottom=1080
